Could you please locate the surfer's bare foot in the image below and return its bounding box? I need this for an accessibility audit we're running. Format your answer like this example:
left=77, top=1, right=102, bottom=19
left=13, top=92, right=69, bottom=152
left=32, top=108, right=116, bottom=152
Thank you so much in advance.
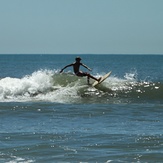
left=98, top=77, right=101, bottom=82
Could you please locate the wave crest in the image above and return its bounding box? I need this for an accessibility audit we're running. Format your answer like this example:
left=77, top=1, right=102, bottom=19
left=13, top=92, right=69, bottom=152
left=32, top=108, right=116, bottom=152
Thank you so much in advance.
left=0, top=70, right=162, bottom=103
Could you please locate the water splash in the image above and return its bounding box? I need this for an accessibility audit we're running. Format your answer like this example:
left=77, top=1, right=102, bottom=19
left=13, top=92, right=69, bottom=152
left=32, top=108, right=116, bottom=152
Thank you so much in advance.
left=0, top=69, right=162, bottom=103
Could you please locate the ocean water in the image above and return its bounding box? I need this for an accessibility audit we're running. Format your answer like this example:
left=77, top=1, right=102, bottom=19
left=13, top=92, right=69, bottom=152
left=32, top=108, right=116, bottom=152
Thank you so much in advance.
left=0, top=54, right=163, bottom=163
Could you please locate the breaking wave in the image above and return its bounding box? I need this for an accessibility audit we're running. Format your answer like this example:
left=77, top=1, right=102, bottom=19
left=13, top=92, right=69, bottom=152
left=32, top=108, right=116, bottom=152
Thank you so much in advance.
left=0, top=69, right=162, bottom=103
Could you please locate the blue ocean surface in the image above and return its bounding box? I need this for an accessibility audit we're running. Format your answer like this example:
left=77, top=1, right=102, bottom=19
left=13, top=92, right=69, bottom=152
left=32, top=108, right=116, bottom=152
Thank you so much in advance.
left=0, top=54, right=163, bottom=162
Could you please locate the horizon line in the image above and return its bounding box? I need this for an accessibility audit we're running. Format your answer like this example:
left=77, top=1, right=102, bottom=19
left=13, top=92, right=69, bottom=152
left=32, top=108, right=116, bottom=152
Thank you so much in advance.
left=0, top=53, right=163, bottom=55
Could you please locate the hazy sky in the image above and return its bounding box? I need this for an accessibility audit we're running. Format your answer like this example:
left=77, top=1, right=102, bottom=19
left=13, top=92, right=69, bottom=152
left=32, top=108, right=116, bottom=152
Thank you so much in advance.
left=0, top=0, right=163, bottom=54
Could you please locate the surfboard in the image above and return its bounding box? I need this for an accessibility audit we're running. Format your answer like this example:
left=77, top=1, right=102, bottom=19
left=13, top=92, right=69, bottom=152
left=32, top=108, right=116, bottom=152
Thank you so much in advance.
left=92, top=71, right=112, bottom=87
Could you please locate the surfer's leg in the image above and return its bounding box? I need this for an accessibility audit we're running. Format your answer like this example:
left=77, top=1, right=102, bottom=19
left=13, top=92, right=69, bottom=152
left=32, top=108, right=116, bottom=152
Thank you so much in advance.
left=98, top=77, right=102, bottom=81
left=76, top=71, right=101, bottom=82
left=88, top=74, right=101, bottom=82
left=87, top=76, right=90, bottom=84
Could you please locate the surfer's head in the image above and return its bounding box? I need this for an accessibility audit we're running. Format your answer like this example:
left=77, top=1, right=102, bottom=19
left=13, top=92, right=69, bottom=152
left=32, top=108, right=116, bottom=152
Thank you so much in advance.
left=75, top=57, right=81, bottom=61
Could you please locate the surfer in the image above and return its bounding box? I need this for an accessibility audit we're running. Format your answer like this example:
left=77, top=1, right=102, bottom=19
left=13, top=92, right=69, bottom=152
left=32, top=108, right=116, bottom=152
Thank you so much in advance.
left=60, top=57, right=101, bottom=84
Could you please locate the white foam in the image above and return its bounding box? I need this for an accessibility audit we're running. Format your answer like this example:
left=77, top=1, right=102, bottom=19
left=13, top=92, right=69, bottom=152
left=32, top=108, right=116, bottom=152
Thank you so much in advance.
left=0, top=70, right=138, bottom=103
left=0, top=70, right=54, bottom=102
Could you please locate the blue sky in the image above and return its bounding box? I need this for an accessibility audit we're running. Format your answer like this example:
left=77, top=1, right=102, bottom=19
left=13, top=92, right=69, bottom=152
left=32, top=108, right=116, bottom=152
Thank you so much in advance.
left=0, top=0, right=163, bottom=54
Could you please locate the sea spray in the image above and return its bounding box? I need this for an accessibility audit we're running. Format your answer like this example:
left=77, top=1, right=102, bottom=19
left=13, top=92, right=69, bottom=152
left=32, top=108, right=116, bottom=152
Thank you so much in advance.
left=0, top=69, right=162, bottom=103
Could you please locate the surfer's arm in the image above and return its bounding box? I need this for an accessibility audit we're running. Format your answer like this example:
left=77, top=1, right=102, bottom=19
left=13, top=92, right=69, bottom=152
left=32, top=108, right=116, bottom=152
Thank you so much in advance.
left=81, top=63, right=92, bottom=71
left=60, top=64, right=73, bottom=73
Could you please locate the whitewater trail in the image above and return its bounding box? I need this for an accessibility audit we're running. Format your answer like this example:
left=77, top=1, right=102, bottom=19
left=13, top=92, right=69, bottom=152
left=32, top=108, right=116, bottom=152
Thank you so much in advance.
left=0, top=69, right=162, bottom=103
